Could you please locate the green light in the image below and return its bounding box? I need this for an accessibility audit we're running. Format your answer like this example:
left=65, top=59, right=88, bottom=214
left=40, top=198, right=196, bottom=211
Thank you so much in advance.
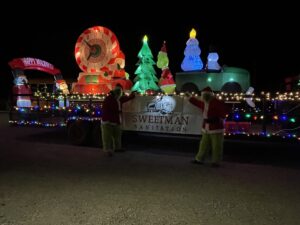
left=229, top=78, right=234, bottom=82
left=245, top=113, right=251, bottom=118
left=207, top=77, right=212, bottom=82
left=290, top=118, right=296, bottom=123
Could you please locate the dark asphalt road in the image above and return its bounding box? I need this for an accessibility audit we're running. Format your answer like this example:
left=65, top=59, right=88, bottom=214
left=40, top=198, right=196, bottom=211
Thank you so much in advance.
left=9, top=123, right=300, bottom=169
left=1, top=113, right=300, bottom=225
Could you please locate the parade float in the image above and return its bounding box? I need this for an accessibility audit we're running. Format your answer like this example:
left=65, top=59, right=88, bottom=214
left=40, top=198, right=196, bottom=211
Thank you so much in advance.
left=7, top=26, right=300, bottom=145
left=8, top=57, right=69, bottom=108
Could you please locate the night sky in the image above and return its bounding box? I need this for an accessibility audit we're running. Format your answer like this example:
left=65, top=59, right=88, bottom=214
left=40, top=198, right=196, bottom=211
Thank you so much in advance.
left=1, top=3, right=299, bottom=99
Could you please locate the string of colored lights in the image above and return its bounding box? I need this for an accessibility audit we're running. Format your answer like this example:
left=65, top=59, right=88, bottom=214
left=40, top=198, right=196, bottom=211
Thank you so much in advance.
left=9, top=91, right=300, bottom=142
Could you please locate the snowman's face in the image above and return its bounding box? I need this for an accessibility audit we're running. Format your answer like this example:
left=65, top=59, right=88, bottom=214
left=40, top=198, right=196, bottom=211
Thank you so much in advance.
left=56, top=81, right=69, bottom=94
left=56, top=81, right=68, bottom=90
left=15, top=76, right=28, bottom=85
left=207, top=52, right=219, bottom=62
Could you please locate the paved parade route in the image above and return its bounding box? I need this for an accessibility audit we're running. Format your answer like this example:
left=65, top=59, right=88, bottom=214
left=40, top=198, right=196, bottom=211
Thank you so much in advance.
left=1, top=113, right=300, bottom=225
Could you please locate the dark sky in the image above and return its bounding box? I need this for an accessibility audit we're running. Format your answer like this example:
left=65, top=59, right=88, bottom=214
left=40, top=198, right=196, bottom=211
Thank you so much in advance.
left=1, top=3, right=300, bottom=97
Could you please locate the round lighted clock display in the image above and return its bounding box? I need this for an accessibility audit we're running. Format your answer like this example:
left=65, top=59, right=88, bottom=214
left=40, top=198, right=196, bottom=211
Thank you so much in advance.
left=75, top=26, right=120, bottom=73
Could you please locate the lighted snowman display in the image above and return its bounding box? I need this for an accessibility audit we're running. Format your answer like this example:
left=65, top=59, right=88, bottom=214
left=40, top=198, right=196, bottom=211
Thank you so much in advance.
left=55, top=79, right=69, bottom=95
left=206, top=52, right=221, bottom=71
left=55, top=79, right=70, bottom=107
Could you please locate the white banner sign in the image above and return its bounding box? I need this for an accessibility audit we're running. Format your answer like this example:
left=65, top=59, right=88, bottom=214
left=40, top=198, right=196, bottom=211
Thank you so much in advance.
left=122, top=96, right=203, bottom=135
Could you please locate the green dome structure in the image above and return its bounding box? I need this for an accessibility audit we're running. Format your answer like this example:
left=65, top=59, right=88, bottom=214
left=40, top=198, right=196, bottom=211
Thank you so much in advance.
left=176, top=66, right=250, bottom=93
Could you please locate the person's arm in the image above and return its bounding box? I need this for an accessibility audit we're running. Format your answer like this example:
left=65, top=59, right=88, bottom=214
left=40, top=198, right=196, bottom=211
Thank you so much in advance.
left=188, top=96, right=204, bottom=110
left=120, top=92, right=136, bottom=104
left=208, top=100, right=230, bottom=122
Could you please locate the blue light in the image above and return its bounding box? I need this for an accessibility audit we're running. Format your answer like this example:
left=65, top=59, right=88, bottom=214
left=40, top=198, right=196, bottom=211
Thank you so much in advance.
left=260, top=131, right=267, bottom=136
left=280, top=115, right=287, bottom=121
left=181, top=37, right=203, bottom=71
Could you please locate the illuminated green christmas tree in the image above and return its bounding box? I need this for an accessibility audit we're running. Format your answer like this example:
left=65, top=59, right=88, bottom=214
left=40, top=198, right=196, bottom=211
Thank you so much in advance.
left=132, top=35, right=159, bottom=93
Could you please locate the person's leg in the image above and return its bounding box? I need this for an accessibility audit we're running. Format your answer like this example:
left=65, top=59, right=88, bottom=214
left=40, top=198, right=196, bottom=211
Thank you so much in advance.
left=101, top=124, right=113, bottom=153
left=195, top=133, right=211, bottom=162
left=112, top=125, right=122, bottom=151
left=211, top=133, right=224, bottom=165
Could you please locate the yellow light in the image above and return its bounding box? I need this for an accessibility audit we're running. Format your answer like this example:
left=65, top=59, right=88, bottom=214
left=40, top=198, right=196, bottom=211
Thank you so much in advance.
left=143, top=35, right=148, bottom=43
left=190, top=28, right=196, bottom=38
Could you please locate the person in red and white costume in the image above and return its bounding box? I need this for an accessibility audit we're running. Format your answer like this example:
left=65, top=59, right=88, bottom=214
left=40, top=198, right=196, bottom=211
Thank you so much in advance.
left=186, top=86, right=230, bottom=167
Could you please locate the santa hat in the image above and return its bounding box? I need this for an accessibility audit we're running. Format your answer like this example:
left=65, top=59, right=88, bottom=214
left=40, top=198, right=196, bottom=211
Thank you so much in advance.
left=201, top=86, right=213, bottom=93
left=160, top=41, right=167, bottom=53
left=56, top=79, right=66, bottom=84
